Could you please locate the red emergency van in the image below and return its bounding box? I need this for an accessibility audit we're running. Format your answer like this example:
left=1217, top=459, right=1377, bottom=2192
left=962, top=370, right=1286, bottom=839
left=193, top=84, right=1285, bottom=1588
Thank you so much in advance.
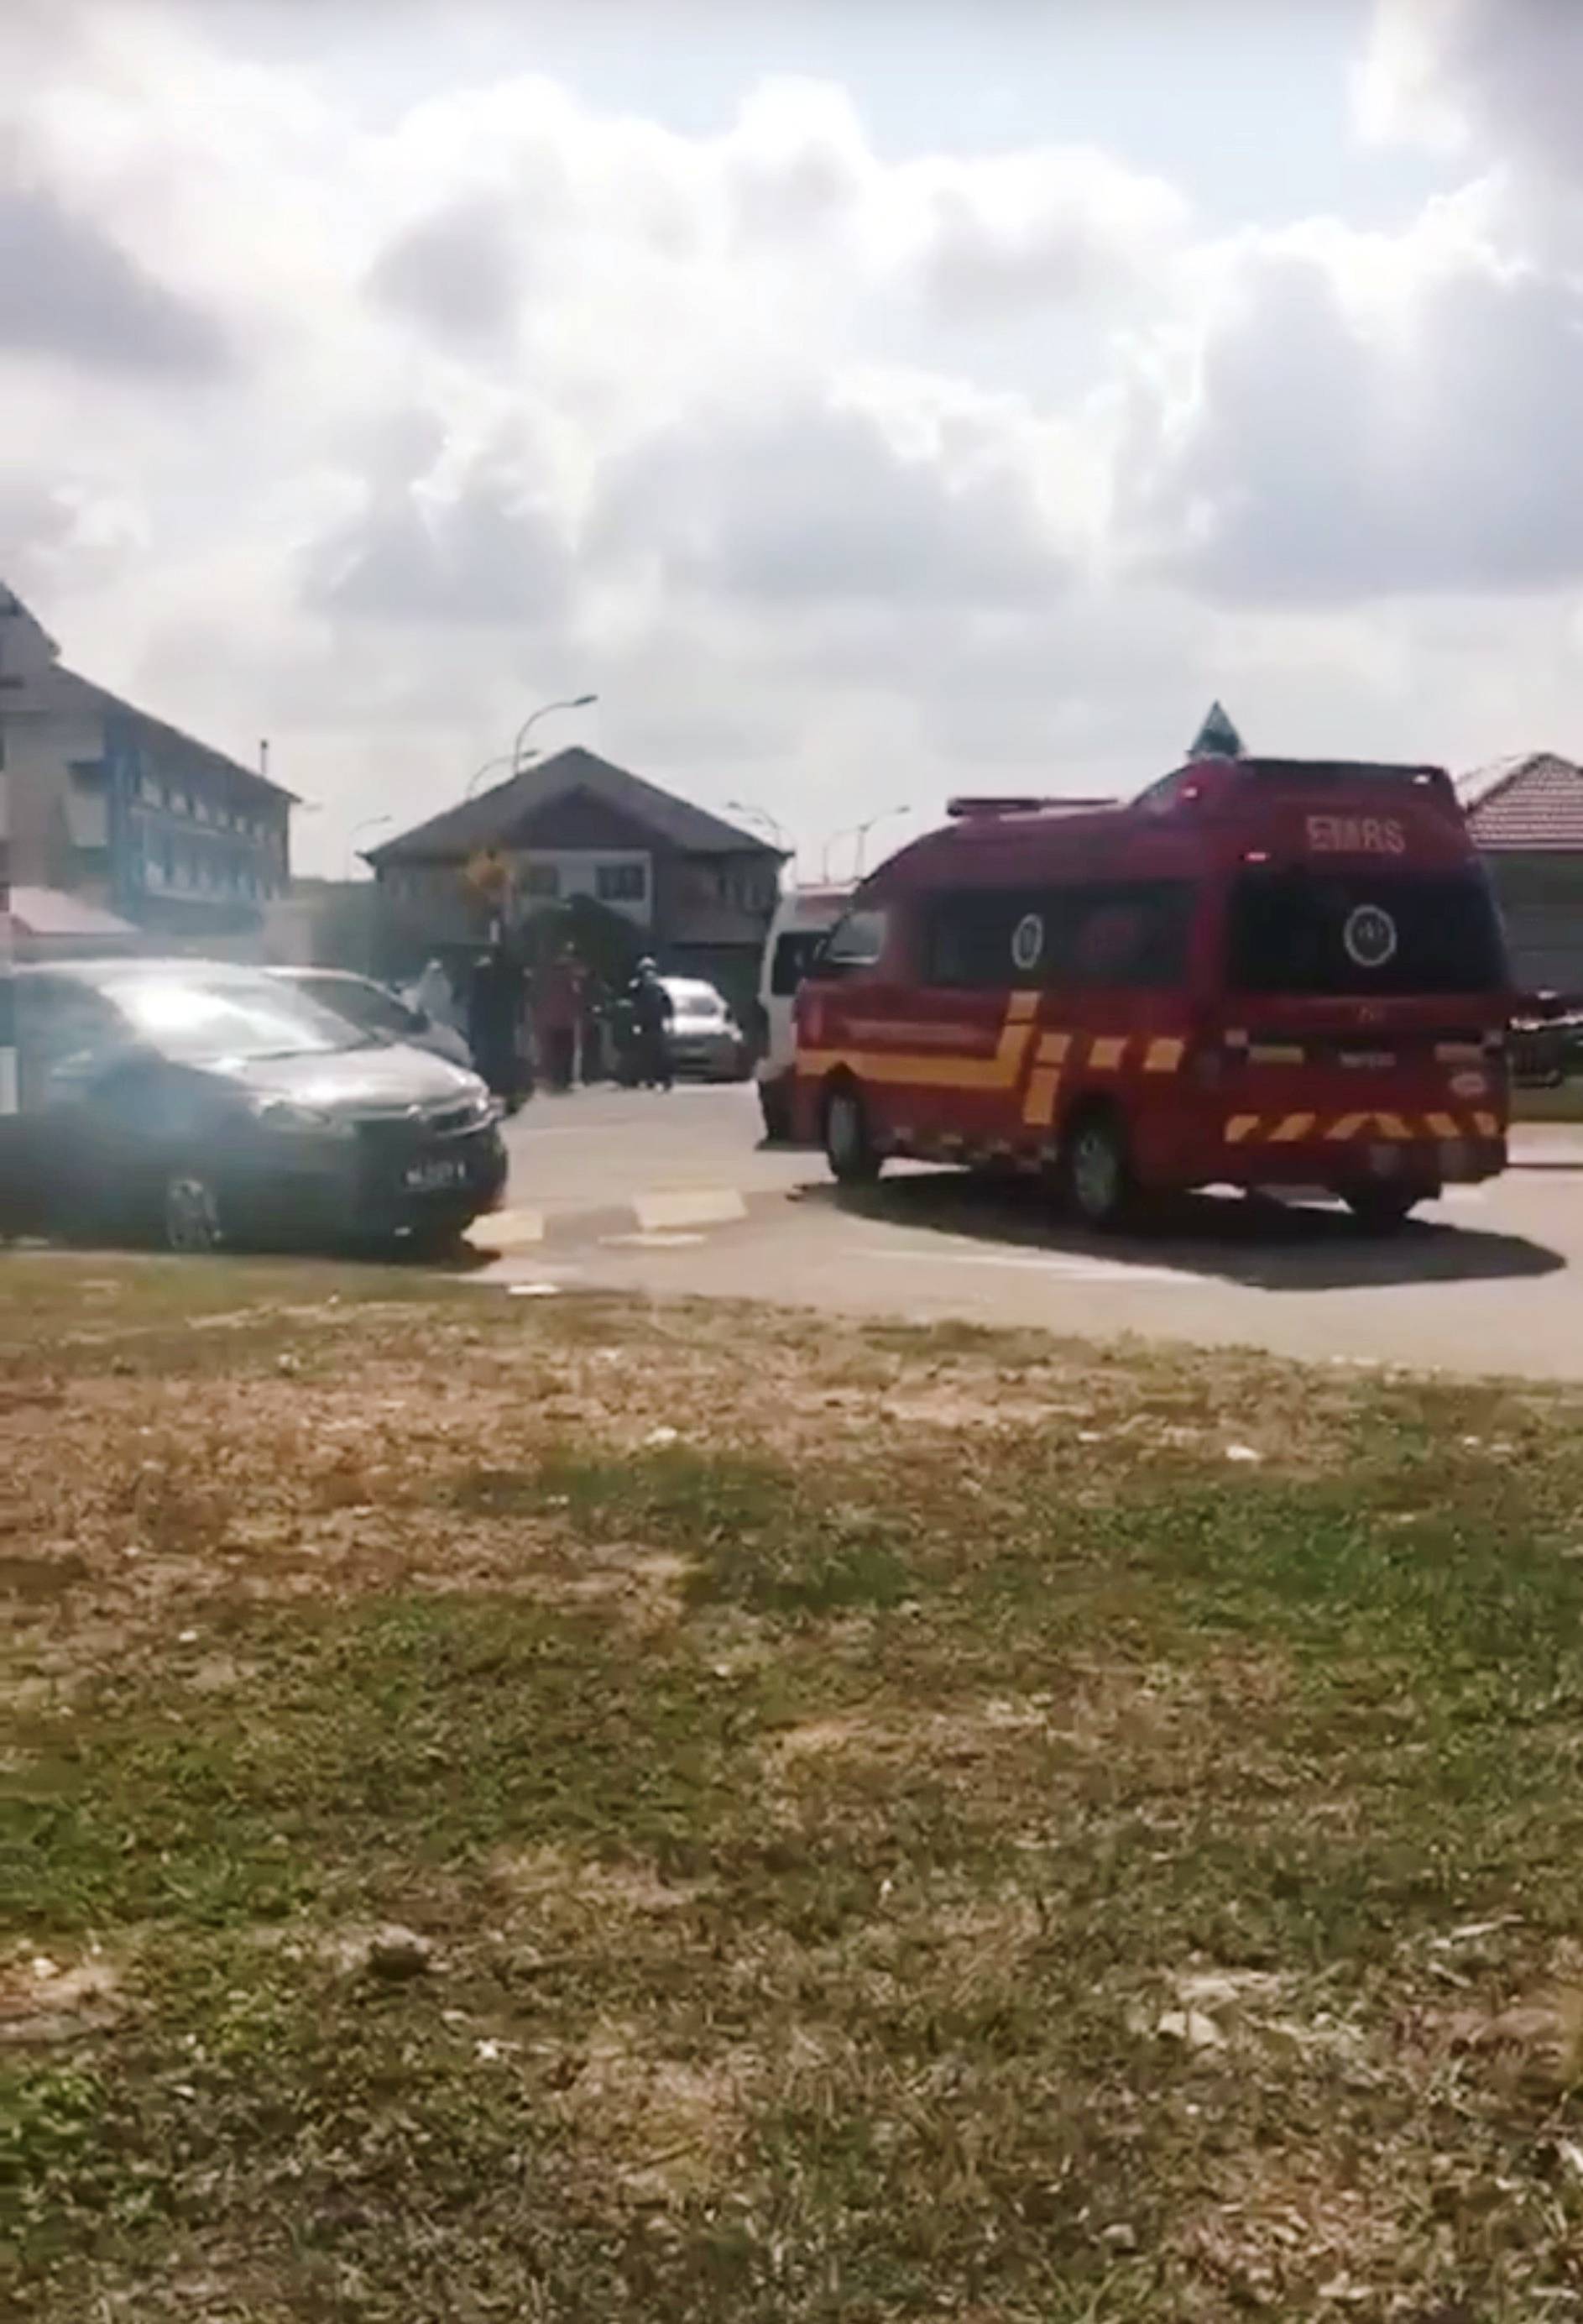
left=792, top=756, right=1513, bottom=1230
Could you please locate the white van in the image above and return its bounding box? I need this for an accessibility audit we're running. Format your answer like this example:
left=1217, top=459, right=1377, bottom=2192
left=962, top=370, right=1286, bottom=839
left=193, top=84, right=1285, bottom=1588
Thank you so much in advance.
left=754, top=882, right=852, bottom=1139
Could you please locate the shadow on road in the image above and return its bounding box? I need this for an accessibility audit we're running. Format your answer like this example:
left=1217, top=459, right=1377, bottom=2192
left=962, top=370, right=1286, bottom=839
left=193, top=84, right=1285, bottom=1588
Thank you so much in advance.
left=802, top=1171, right=1566, bottom=1293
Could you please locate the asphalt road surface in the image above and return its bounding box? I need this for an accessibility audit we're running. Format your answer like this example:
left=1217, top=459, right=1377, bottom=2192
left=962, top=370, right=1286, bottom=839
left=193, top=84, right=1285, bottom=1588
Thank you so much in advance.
left=483, top=1083, right=1583, bottom=1381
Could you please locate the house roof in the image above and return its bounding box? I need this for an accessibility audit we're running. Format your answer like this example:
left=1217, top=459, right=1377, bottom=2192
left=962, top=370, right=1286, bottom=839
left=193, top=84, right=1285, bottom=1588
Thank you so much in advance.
left=65, top=673, right=298, bottom=805
left=1457, top=752, right=1583, bottom=852
left=368, top=746, right=781, bottom=866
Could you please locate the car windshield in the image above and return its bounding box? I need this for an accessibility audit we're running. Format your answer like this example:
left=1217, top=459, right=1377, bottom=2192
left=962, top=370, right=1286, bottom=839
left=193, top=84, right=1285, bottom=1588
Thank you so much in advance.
left=300, top=978, right=407, bottom=1038
left=668, top=984, right=724, bottom=1018
left=102, top=971, right=368, bottom=1063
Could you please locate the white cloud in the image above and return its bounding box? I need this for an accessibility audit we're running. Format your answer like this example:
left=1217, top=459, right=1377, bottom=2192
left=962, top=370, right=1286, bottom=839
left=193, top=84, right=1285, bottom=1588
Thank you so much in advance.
left=1361, top=0, right=1583, bottom=184
left=4, top=0, right=1583, bottom=877
left=1118, top=201, right=1583, bottom=603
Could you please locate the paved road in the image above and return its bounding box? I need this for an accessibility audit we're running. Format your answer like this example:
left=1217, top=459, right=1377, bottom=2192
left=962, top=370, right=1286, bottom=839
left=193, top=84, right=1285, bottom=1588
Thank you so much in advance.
left=480, top=1085, right=1583, bottom=1380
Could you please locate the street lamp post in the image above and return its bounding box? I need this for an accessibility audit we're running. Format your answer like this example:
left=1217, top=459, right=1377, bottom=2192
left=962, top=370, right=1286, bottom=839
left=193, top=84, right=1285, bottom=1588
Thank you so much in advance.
left=347, top=814, right=393, bottom=882
left=821, top=805, right=911, bottom=882
left=727, top=798, right=792, bottom=855
left=463, top=752, right=517, bottom=802
left=511, top=693, right=598, bottom=772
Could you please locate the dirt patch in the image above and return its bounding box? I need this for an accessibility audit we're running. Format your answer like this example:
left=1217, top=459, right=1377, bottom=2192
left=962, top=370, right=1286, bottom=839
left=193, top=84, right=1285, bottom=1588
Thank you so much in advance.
left=560, top=2021, right=757, bottom=2202
left=0, top=1950, right=123, bottom=2046
left=487, top=1844, right=710, bottom=1925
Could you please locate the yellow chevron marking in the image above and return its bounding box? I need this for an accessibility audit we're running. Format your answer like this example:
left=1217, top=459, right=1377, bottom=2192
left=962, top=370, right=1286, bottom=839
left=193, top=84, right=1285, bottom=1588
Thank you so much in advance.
left=1250, top=1044, right=1305, bottom=1065
left=1022, top=1068, right=1061, bottom=1128
left=1089, top=1036, right=1126, bottom=1071
left=1474, top=1111, right=1499, bottom=1138
left=1427, top=1112, right=1460, bottom=1140
left=1144, top=1038, right=1185, bottom=1072
left=1006, top=991, right=1038, bottom=1023
left=1324, top=1114, right=1368, bottom=1143
left=1270, top=1112, right=1317, bottom=1144
left=1225, top=1115, right=1260, bottom=1145
left=1374, top=1113, right=1412, bottom=1141
left=1037, top=1033, right=1072, bottom=1066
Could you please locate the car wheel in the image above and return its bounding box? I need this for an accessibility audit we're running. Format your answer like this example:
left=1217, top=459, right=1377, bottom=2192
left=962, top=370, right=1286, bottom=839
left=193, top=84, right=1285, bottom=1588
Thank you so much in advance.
left=162, top=1171, right=225, bottom=1255
left=1062, top=1106, right=1134, bottom=1233
left=823, top=1081, right=880, bottom=1186
left=1345, top=1186, right=1420, bottom=1233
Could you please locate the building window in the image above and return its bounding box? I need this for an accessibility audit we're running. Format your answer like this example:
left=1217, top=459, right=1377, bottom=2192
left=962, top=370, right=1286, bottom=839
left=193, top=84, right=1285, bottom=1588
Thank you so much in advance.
left=522, top=862, right=561, bottom=898
left=595, top=861, right=646, bottom=903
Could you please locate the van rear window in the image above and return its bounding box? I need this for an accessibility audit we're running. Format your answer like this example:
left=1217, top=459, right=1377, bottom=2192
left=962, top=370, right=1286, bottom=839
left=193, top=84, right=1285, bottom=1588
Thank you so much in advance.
left=1227, top=867, right=1507, bottom=997
left=924, top=882, right=1196, bottom=991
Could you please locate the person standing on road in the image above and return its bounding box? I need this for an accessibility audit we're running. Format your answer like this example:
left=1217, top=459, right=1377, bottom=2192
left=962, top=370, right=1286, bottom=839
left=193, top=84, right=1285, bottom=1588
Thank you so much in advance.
left=626, top=957, right=674, bottom=1090
left=534, top=945, right=583, bottom=1093
left=468, top=941, right=528, bottom=1112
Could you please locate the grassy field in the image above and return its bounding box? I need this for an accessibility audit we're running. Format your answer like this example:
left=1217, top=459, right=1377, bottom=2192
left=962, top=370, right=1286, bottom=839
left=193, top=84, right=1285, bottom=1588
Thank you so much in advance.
left=3, top=1252, right=1582, bottom=2321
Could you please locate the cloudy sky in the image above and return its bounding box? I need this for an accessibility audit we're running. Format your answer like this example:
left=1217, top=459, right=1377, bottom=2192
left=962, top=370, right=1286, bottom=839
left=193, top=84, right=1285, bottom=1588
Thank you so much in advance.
left=3, top=0, right=1582, bottom=878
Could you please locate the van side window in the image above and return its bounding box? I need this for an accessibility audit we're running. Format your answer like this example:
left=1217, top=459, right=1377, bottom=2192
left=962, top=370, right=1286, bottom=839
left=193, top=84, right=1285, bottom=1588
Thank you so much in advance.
left=922, top=882, right=1194, bottom=990
left=770, top=932, right=828, bottom=997
left=923, top=891, right=1050, bottom=988
left=1066, top=882, right=1195, bottom=988
left=819, top=908, right=887, bottom=972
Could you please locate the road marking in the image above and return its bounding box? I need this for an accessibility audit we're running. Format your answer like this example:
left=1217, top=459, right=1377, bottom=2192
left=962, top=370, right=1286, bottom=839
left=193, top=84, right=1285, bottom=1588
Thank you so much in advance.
left=852, top=1246, right=1195, bottom=1285
left=603, top=1231, right=708, bottom=1249
left=467, top=1206, right=545, bottom=1252
left=634, top=1187, right=749, bottom=1233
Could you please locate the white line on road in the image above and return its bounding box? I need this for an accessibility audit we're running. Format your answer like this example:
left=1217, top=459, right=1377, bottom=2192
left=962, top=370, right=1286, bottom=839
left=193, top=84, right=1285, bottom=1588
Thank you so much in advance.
left=466, top=1206, right=546, bottom=1252
left=603, top=1231, right=708, bottom=1249
left=635, top=1187, right=750, bottom=1233
left=852, top=1246, right=1197, bottom=1285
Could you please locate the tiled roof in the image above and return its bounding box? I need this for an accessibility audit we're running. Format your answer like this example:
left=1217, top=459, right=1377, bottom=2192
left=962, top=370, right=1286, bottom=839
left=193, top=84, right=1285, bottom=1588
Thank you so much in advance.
left=1457, top=752, right=1583, bottom=852
left=369, top=746, right=781, bottom=866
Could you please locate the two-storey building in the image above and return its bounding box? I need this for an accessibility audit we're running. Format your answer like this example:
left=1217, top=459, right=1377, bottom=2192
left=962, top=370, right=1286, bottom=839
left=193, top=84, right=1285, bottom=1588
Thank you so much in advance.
left=368, top=746, right=784, bottom=1018
left=0, top=586, right=295, bottom=950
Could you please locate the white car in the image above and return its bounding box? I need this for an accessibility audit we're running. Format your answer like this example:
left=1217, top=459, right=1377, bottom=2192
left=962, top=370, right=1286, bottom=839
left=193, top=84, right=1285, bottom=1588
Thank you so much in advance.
left=661, top=977, right=750, bottom=1081
left=753, top=883, right=853, bottom=1139
left=268, top=968, right=475, bottom=1072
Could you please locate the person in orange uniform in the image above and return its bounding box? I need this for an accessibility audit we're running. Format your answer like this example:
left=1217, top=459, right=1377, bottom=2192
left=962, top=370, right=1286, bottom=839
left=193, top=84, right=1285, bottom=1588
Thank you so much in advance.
left=534, top=945, right=584, bottom=1092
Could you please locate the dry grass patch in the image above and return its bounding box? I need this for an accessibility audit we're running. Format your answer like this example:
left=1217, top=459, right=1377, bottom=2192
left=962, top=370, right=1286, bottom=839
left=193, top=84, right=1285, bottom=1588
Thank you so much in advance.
left=6, top=1256, right=1583, bottom=2321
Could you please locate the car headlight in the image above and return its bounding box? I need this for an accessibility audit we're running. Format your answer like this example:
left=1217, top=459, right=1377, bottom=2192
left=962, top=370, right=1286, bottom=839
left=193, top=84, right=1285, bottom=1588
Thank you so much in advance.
left=249, top=1096, right=356, bottom=1139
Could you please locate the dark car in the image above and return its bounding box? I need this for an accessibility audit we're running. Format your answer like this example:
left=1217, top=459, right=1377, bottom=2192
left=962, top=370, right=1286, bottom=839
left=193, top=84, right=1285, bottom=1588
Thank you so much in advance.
left=0, top=958, right=507, bottom=1254
left=1510, top=993, right=1583, bottom=1088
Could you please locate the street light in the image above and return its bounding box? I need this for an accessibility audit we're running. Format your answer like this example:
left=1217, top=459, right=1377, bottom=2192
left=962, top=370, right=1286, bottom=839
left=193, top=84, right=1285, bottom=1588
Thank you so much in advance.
left=463, top=752, right=517, bottom=801
left=346, top=813, right=392, bottom=881
left=511, top=693, right=597, bottom=771
left=727, top=798, right=792, bottom=854
left=822, top=804, right=911, bottom=882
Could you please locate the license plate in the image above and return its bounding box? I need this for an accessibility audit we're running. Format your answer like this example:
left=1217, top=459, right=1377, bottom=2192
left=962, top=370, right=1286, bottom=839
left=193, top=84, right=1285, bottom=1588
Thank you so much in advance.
left=404, top=1156, right=468, bottom=1193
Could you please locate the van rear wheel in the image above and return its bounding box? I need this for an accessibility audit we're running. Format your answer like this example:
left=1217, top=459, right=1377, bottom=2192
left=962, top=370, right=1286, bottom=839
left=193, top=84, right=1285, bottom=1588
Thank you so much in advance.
left=1062, top=1107, right=1134, bottom=1233
left=1345, top=1186, right=1421, bottom=1233
left=824, top=1081, right=880, bottom=1186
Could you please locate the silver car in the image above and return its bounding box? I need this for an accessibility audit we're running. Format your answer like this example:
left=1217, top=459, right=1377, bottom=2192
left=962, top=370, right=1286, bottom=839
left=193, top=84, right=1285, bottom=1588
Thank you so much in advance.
left=661, top=977, right=750, bottom=1081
